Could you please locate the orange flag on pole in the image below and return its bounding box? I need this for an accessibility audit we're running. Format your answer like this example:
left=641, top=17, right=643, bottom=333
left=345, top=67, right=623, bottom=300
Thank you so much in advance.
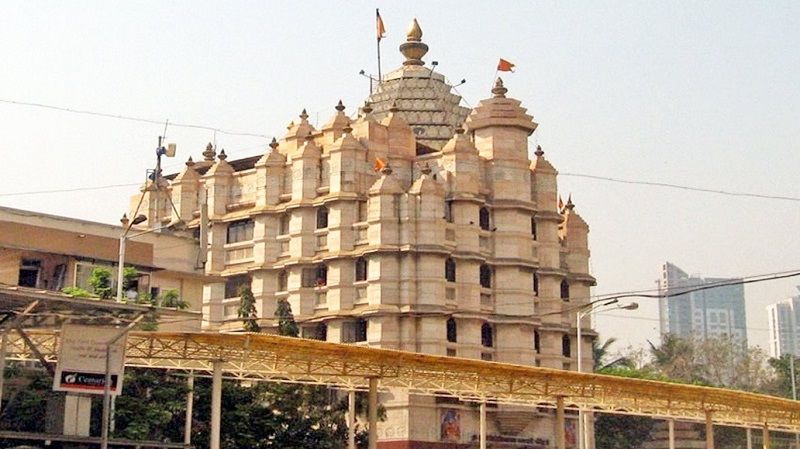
left=374, top=157, right=387, bottom=172
left=376, top=9, right=386, bottom=41
left=497, top=58, right=515, bottom=72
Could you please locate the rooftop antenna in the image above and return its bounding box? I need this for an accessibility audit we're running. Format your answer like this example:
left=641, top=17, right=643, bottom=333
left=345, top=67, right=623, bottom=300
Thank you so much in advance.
left=359, top=69, right=379, bottom=95
left=152, top=129, right=178, bottom=226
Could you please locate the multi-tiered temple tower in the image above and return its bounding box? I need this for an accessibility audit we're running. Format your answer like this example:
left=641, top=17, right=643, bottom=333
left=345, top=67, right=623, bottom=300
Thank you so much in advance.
left=131, top=18, right=596, bottom=449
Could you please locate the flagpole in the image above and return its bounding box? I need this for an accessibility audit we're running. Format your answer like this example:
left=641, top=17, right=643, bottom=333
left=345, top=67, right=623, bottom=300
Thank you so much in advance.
left=377, top=38, right=382, bottom=85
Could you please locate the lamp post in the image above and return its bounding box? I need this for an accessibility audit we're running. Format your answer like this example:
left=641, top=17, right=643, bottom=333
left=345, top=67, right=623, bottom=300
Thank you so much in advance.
left=576, top=299, right=639, bottom=449
left=116, top=214, right=184, bottom=303
left=116, top=214, right=147, bottom=302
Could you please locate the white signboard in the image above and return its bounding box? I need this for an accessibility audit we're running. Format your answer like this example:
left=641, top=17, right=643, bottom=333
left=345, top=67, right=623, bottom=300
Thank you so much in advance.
left=53, top=325, right=127, bottom=395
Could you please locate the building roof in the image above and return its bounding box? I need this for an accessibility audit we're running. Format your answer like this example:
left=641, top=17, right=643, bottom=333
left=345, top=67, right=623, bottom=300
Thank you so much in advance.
left=8, top=328, right=800, bottom=431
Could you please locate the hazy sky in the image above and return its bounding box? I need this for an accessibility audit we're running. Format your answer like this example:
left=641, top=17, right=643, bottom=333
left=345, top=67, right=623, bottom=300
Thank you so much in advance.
left=2, top=1, right=798, bottom=352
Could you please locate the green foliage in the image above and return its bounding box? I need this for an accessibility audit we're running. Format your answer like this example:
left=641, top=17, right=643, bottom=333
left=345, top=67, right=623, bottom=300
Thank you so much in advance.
left=238, top=285, right=260, bottom=332
left=768, top=355, right=797, bottom=399
left=189, top=379, right=353, bottom=449
left=122, top=266, right=139, bottom=291
left=593, top=337, right=635, bottom=371
left=88, top=266, right=114, bottom=299
left=595, top=413, right=654, bottom=449
left=275, top=298, right=299, bottom=337
left=136, top=291, right=153, bottom=305
left=161, top=288, right=188, bottom=309
left=112, top=368, right=189, bottom=441
left=62, top=286, right=95, bottom=298
left=0, top=369, right=57, bottom=433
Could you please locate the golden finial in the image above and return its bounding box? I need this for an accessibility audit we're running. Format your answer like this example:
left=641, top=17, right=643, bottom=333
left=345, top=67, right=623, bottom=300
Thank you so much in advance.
left=203, top=142, right=216, bottom=161
left=389, top=100, right=399, bottom=113
left=186, top=155, right=195, bottom=166
left=362, top=101, right=373, bottom=115
left=269, top=137, right=279, bottom=150
left=565, top=194, right=575, bottom=210
left=534, top=145, right=544, bottom=157
left=300, top=109, right=309, bottom=121
left=492, top=78, right=508, bottom=98
left=335, top=100, right=345, bottom=112
left=406, top=18, right=423, bottom=42
left=400, top=18, right=428, bottom=66
left=218, top=149, right=228, bottom=161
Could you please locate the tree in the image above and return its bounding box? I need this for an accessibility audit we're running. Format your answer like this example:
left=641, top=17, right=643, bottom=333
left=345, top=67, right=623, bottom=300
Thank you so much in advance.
left=275, top=298, right=299, bottom=337
left=89, top=266, right=114, bottom=299
left=237, top=285, right=260, bottom=332
left=108, top=368, right=189, bottom=441
left=593, top=337, right=635, bottom=371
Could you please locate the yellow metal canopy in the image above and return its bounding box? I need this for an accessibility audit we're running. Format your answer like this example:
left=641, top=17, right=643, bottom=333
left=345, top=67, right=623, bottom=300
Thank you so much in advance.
left=6, top=329, right=800, bottom=431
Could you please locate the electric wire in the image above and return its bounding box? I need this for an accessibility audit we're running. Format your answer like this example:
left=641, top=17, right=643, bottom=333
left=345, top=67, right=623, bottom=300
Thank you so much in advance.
left=0, top=98, right=269, bottom=139
left=560, top=172, right=800, bottom=202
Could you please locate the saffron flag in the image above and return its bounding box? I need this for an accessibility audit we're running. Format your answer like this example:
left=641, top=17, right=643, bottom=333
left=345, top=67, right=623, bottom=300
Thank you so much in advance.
left=374, top=157, right=386, bottom=172
left=497, top=58, right=515, bottom=72
left=376, top=9, right=386, bottom=41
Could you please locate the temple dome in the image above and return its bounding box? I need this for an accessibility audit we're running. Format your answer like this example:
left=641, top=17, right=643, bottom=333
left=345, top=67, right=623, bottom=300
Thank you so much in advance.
left=364, top=18, right=470, bottom=152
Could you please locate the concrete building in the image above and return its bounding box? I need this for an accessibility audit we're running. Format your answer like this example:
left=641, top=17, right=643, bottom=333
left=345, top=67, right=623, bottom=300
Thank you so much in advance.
left=0, top=205, right=207, bottom=331
left=766, top=287, right=800, bottom=358
left=130, top=19, right=596, bottom=449
left=658, top=262, right=747, bottom=346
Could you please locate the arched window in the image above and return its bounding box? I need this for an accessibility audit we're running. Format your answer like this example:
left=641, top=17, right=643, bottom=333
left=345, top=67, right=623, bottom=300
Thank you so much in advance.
left=314, top=323, right=328, bottom=341
left=446, top=318, right=457, bottom=343
left=355, top=319, right=368, bottom=342
left=279, top=213, right=290, bottom=235
left=316, top=206, right=329, bottom=229
left=227, top=219, right=254, bottom=243
left=480, top=264, right=492, bottom=289
left=534, top=330, right=541, bottom=354
left=481, top=323, right=494, bottom=348
left=445, top=258, right=456, bottom=283
left=562, top=335, right=571, bottom=357
left=560, top=280, right=570, bottom=300
left=479, top=207, right=491, bottom=231
left=315, top=264, right=328, bottom=287
left=444, top=200, right=454, bottom=223
left=277, top=270, right=288, bottom=292
left=531, top=216, right=537, bottom=240
left=355, top=257, right=368, bottom=282
left=533, top=272, right=539, bottom=296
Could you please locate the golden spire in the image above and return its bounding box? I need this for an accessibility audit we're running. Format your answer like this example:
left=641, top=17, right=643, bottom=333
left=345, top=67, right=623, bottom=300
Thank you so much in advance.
left=400, top=18, right=428, bottom=66
left=406, top=18, right=423, bottom=42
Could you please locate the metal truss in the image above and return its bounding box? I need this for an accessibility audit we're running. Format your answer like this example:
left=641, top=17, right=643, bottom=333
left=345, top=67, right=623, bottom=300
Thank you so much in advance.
left=6, top=329, right=800, bottom=431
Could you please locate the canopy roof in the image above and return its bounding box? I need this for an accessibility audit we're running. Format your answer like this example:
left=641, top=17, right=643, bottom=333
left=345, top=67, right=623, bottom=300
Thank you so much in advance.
left=6, top=329, right=800, bottom=432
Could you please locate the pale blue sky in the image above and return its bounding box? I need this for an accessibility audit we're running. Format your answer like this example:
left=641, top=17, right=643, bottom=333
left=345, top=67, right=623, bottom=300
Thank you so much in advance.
left=1, top=1, right=798, bottom=351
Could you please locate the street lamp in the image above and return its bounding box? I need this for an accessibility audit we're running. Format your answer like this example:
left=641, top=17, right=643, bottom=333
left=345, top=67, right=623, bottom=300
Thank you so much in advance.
left=576, top=298, right=639, bottom=449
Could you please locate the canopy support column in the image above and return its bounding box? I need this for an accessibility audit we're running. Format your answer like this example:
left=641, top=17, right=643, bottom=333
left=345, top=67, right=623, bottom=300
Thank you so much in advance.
left=668, top=419, right=675, bottom=449
left=480, top=400, right=487, bottom=449
left=746, top=428, right=752, bottom=449
left=555, top=396, right=566, bottom=449
left=763, top=423, right=770, bottom=449
left=210, top=361, right=223, bottom=449
left=184, top=371, right=194, bottom=446
left=368, top=377, right=378, bottom=449
left=348, top=390, right=356, bottom=449
left=705, top=410, right=714, bottom=449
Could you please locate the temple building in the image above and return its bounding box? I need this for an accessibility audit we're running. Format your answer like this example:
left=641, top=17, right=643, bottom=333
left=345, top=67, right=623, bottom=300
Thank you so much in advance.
left=130, top=18, right=595, bottom=449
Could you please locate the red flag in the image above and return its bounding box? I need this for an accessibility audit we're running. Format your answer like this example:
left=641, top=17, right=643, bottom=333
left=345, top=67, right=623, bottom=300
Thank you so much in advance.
left=376, top=9, right=386, bottom=41
left=497, top=58, right=515, bottom=72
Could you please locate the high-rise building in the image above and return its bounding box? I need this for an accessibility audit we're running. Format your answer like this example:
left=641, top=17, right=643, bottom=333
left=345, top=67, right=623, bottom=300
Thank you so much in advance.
left=658, top=262, right=747, bottom=346
left=766, top=287, right=800, bottom=358
left=130, top=19, right=596, bottom=449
